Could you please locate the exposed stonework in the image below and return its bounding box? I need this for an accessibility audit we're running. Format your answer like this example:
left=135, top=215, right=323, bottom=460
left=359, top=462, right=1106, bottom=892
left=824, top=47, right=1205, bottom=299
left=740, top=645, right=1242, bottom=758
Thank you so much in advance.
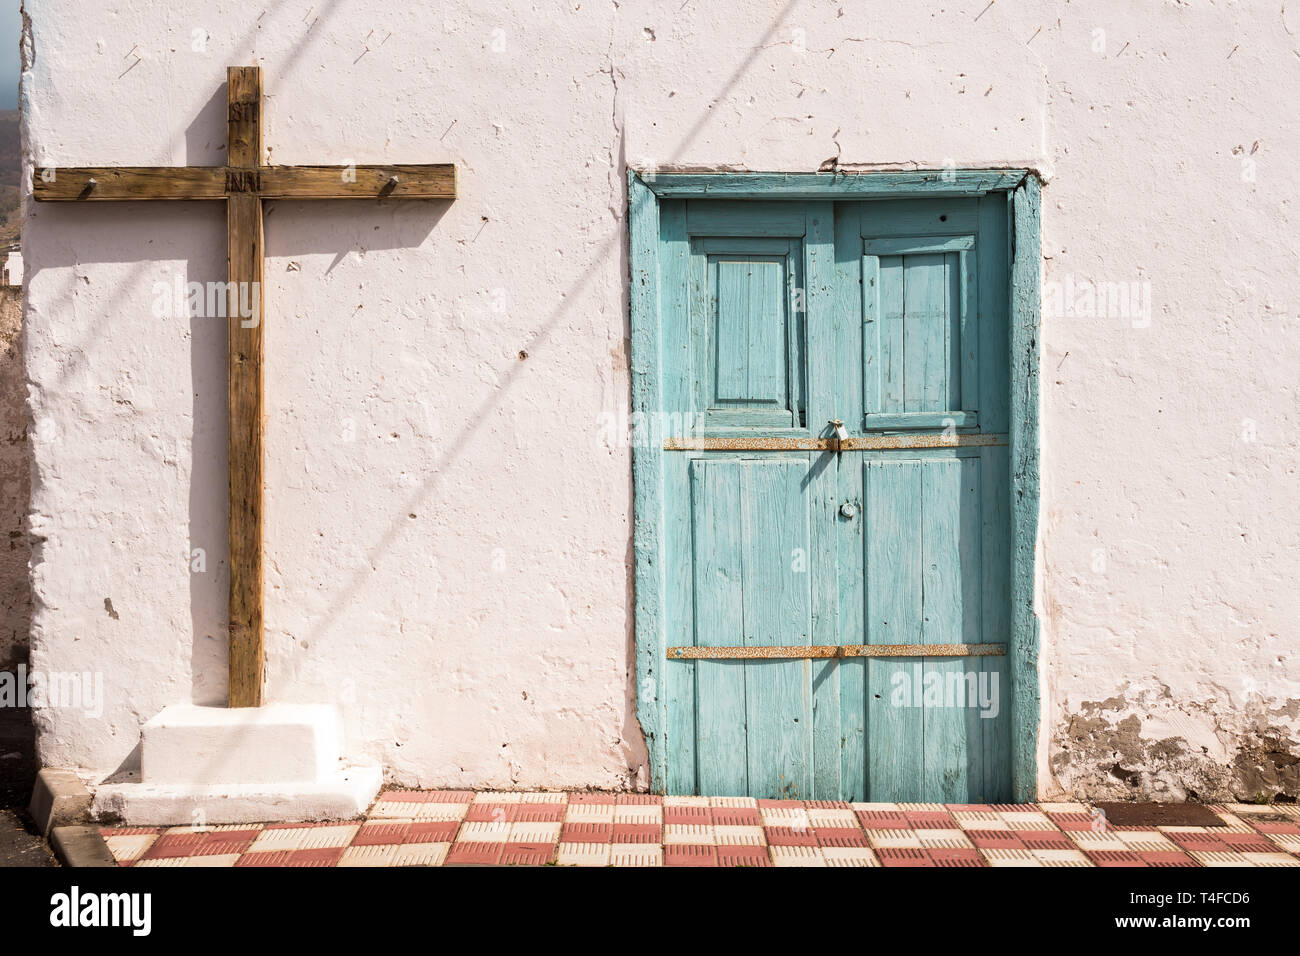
left=1051, top=685, right=1300, bottom=804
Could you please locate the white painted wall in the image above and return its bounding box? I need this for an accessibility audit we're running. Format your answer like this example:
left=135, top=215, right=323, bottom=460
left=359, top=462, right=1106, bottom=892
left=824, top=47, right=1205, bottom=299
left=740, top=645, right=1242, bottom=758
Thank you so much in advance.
left=21, top=0, right=1300, bottom=799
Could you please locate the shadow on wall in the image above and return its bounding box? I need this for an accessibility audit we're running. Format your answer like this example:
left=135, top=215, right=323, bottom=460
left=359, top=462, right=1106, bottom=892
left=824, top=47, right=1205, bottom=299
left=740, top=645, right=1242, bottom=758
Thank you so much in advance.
left=0, top=284, right=34, bottom=809
left=0, top=286, right=29, bottom=673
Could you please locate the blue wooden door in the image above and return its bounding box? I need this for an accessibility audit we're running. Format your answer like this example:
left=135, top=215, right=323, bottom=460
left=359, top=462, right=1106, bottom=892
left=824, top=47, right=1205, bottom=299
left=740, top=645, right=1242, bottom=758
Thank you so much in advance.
left=657, top=197, right=1011, bottom=801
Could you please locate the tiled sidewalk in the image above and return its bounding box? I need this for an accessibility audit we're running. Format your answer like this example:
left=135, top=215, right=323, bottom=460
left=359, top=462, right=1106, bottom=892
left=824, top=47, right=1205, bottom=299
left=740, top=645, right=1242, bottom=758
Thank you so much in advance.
left=101, top=792, right=1300, bottom=867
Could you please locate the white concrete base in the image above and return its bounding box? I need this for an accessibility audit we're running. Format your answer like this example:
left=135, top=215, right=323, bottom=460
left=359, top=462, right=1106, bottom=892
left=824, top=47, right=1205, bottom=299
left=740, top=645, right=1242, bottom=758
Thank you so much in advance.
left=91, top=703, right=383, bottom=825
left=93, top=764, right=382, bottom=826
left=142, top=703, right=342, bottom=785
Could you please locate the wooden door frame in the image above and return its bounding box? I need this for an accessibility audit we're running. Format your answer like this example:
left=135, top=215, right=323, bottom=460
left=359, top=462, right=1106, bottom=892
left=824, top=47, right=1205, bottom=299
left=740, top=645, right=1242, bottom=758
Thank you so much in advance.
left=628, top=169, right=1042, bottom=800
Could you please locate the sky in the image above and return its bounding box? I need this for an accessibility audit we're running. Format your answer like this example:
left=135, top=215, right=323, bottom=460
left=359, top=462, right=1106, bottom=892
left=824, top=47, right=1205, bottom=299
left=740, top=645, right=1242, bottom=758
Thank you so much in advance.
left=0, top=1, right=18, bottom=110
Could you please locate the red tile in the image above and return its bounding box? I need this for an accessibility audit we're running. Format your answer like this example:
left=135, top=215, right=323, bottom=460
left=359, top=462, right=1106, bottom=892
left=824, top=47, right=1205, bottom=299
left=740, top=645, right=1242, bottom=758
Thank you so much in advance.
left=143, top=832, right=210, bottom=859
left=1047, top=812, right=1094, bottom=831
left=805, top=800, right=850, bottom=809
left=1219, top=833, right=1275, bottom=852
left=990, top=803, right=1039, bottom=812
left=236, top=851, right=293, bottom=867
left=1087, top=850, right=1146, bottom=867
left=380, top=790, right=438, bottom=803
left=501, top=842, right=556, bottom=865
left=666, top=844, right=718, bottom=867
left=717, top=845, right=771, bottom=867
left=966, top=829, right=1024, bottom=849
left=404, top=821, right=459, bottom=843
left=612, top=824, right=662, bottom=844
left=1138, top=851, right=1198, bottom=866
left=445, top=841, right=505, bottom=865
left=928, top=848, right=985, bottom=865
left=466, top=803, right=518, bottom=823
left=664, top=806, right=711, bottom=824
left=904, top=811, right=957, bottom=828
left=352, top=823, right=411, bottom=846
left=877, top=847, right=934, bottom=867
left=946, top=804, right=996, bottom=812
left=816, top=827, right=869, bottom=848
left=766, top=826, right=818, bottom=846
left=568, top=792, right=617, bottom=805
left=285, top=847, right=345, bottom=867
left=562, top=822, right=612, bottom=843
left=1165, top=831, right=1229, bottom=851
left=1252, top=822, right=1300, bottom=834
left=856, top=811, right=910, bottom=829
left=1020, top=831, right=1073, bottom=850
left=757, top=799, right=805, bottom=809
left=425, top=790, right=476, bottom=803
left=193, top=831, right=260, bottom=856
left=515, top=804, right=565, bottom=822
left=616, top=793, right=662, bottom=805
left=712, top=808, right=762, bottom=826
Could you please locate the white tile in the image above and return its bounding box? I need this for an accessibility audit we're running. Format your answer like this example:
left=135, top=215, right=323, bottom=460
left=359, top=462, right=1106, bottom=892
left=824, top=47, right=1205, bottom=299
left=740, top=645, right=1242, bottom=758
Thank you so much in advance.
left=410, top=802, right=470, bottom=822
left=473, top=791, right=523, bottom=803
left=916, top=829, right=973, bottom=849
left=610, top=844, right=662, bottom=867
left=104, top=833, right=157, bottom=863
left=613, top=804, right=662, bottom=825
left=1189, top=851, right=1254, bottom=867
left=458, top=821, right=511, bottom=843
left=391, top=842, right=450, bottom=866
left=297, top=824, right=359, bottom=849
left=1242, top=852, right=1300, bottom=867
left=985, top=848, right=1042, bottom=867
left=1031, top=849, right=1091, bottom=867
left=248, top=827, right=310, bottom=852
left=509, top=821, right=561, bottom=843
left=518, top=791, right=567, bottom=804
left=807, top=808, right=856, bottom=828
left=714, top=825, right=765, bottom=846
left=866, top=829, right=922, bottom=848
left=663, top=795, right=710, bottom=807
left=564, top=804, right=616, bottom=823
left=664, top=824, right=715, bottom=845
left=708, top=796, right=757, bottom=808
left=760, top=807, right=811, bottom=828
left=339, top=844, right=398, bottom=867
left=184, top=853, right=240, bottom=867
left=771, top=845, right=825, bottom=867
left=556, top=842, right=612, bottom=866
left=822, top=846, right=879, bottom=867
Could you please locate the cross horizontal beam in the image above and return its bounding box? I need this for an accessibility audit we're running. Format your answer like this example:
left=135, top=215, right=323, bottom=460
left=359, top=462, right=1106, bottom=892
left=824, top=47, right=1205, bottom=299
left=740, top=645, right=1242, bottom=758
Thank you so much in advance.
left=33, top=164, right=457, bottom=201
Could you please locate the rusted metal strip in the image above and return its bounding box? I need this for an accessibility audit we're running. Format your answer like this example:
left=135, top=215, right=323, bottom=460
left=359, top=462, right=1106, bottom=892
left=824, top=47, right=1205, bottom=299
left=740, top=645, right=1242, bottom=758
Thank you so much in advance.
left=662, top=434, right=1008, bottom=452
left=666, top=643, right=1007, bottom=660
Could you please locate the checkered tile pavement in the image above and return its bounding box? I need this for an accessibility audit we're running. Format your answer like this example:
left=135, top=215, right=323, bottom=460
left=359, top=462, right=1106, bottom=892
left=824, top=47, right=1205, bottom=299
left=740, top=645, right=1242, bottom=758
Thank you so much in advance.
left=100, top=794, right=1300, bottom=867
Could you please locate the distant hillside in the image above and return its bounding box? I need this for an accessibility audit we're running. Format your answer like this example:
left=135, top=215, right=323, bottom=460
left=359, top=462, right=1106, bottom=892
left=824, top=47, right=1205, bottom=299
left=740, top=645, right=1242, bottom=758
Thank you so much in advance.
left=0, top=111, right=17, bottom=248
left=0, top=111, right=17, bottom=188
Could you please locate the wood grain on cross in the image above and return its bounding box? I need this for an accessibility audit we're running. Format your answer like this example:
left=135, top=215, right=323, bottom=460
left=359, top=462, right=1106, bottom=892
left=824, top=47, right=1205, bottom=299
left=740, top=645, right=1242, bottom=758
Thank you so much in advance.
left=34, top=66, right=456, bottom=707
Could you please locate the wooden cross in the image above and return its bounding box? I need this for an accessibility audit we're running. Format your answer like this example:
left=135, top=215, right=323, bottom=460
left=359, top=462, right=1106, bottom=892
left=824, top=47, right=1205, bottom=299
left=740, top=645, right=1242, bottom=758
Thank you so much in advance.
left=34, top=66, right=456, bottom=708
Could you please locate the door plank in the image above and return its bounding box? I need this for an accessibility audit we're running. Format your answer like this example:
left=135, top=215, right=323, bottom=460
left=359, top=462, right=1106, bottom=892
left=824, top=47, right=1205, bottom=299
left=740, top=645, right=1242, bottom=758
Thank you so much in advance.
left=692, top=461, right=750, bottom=796
left=866, top=461, right=924, bottom=799
left=741, top=461, right=812, bottom=799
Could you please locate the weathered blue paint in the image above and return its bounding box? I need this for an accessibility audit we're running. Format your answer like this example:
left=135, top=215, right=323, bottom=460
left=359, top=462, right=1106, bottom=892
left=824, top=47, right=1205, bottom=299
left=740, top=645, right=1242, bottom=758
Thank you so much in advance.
left=628, top=169, right=1041, bottom=800
left=1009, top=176, right=1042, bottom=802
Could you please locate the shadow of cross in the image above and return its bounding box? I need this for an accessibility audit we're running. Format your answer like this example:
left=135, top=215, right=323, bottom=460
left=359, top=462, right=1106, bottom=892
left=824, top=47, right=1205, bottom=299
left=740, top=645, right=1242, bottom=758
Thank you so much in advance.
left=33, top=65, right=457, bottom=709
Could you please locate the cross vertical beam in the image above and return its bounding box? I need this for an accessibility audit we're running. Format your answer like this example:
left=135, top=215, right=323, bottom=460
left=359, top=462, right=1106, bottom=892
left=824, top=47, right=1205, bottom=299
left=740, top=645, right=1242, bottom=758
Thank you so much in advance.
left=225, top=66, right=266, bottom=707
